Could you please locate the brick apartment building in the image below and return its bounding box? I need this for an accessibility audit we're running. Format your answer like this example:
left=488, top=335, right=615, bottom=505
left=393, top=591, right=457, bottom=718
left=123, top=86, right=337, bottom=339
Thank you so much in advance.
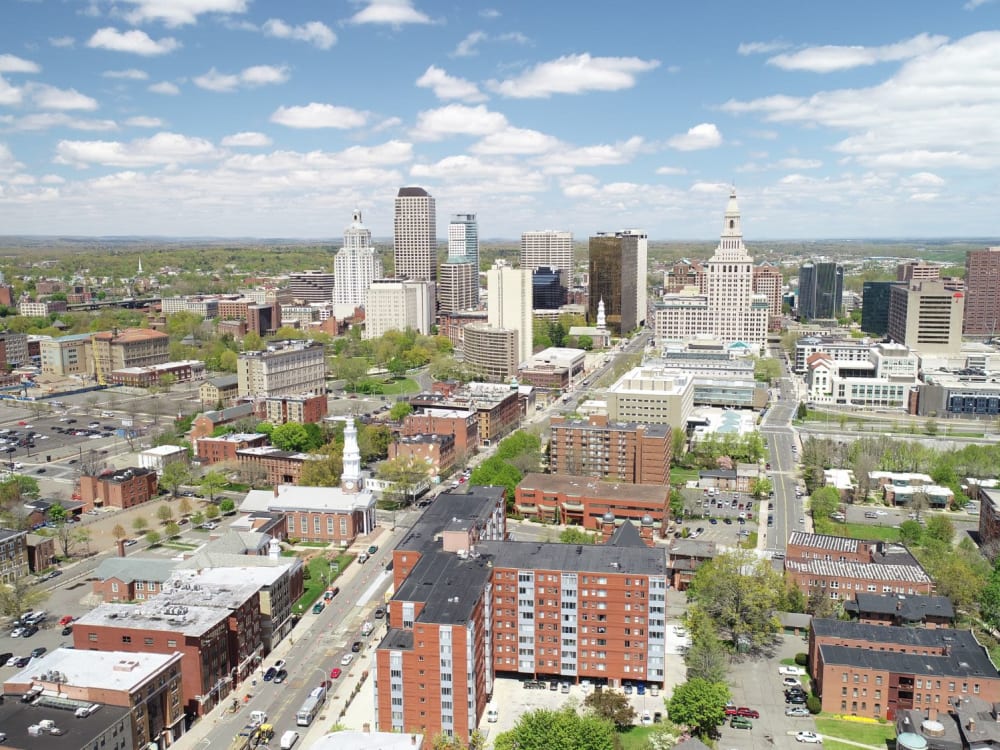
left=263, top=393, right=327, bottom=425
left=549, top=415, right=672, bottom=484
left=3, top=649, right=185, bottom=747
left=236, top=446, right=310, bottom=485
left=188, top=403, right=255, bottom=441
left=843, top=593, right=954, bottom=628
left=79, top=467, right=159, bottom=510
left=195, top=432, right=268, bottom=465
left=784, top=532, right=934, bottom=599
left=389, top=434, right=457, bottom=478
left=91, top=328, right=170, bottom=374
left=374, top=487, right=668, bottom=741
left=0, top=528, right=29, bottom=584
left=410, top=384, right=520, bottom=447
left=810, top=619, right=1000, bottom=719
left=401, top=408, right=479, bottom=459
left=92, top=557, right=179, bottom=602
left=979, top=488, right=1000, bottom=549
left=514, top=473, right=671, bottom=536
left=200, top=375, right=240, bottom=408
left=110, top=359, right=204, bottom=387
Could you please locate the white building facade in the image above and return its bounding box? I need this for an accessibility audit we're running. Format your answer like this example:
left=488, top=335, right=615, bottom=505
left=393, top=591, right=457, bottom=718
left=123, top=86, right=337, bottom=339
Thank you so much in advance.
left=364, top=279, right=434, bottom=339
left=486, top=262, right=533, bottom=364
left=520, top=230, right=573, bottom=276
left=333, top=209, right=383, bottom=317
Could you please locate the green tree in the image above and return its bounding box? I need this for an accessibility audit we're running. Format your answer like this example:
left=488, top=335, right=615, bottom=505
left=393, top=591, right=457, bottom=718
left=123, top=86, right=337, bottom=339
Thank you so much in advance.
left=669, top=489, right=685, bottom=520
left=558, top=527, right=599, bottom=544
left=200, top=471, right=227, bottom=502
left=47, top=503, right=68, bottom=524
left=159, top=461, right=192, bottom=498
left=684, top=606, right=729, bottom=683
left=753, top=356, right=782, bottom=384
left=191, top=510, right=205, bottom=526
left=359, top=423, right=392, bottom=462
left=469, top=455, right=523, bottom=512
left=219, top=498, right=236, bottom=515
left=667, top=678, right=729, bottom=736
left=924, top=515, right=955, bottom=545
left=494, top=707, right=617, bottom=750
left=157, top=504, right=174, bottom=523
left=687, top=549, right=783, bottom=652
left=204, top=504, right=221, bottom=520
left=796, top=402, right=808, bottom=420
left=145, top=530, right=161, bottom=545
left=178, top=497, right=193, bottom=516
left=389, top=401, right=414, bottom=421
left=749, top=476, right=773, bottom=502
left=242, top=332, right=265, bottom=351
left=132, top=516, right=149, bottom=534
left=0, top=576, right=50, bottom=618
left=378, top=456, right=432, bottom=506
left=164, top=521, right=180, bottom=539
left=808, top=486, right=840, bottom=521
left=270, top=422, right=311, bottom=452
left=899, top=519, right=923, bottom=546
left=577, top=335, right=593, bottom=351
left=583, top=689, right=636, bottom=729
left=980, top=562, right=1000, bottom=631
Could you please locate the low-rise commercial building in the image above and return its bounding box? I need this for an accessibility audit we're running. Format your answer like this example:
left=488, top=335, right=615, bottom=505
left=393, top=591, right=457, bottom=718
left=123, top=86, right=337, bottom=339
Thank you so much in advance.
left=389, top=434, right=457, bottom=478
left=139, top=445, right=189, bottom=472
left=195, top=432, right=268, bottom=465
left=0, top=527, right=29, bottom=584
left=401, top=408, right=479, bottom=460
left=188, top=403, right=255, bottom=441
left=263, top=393, right=327, bottom=425
left=110, top=359, right=204, bottom=387
left=78, top=467, right=159, bottom=510
left=236, top=446, right=311, bottom=485
left=410, top=384, right=520, bottom=447
left=91, top=557, right=179, bottom=602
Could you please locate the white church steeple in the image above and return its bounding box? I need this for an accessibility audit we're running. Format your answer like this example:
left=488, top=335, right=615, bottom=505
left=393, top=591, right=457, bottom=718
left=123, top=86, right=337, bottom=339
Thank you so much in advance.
left=596, top=297, right=607, bottom=331
left=341, top=417, right=362, bottom=493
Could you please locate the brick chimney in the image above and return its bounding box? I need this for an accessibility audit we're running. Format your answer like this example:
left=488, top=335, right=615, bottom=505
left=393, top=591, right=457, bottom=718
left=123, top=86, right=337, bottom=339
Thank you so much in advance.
left=601, top=511, right=615, bottom=541
left=117, top=538, right=126, bottom=557
left=640, top=514, right=655, bottom=546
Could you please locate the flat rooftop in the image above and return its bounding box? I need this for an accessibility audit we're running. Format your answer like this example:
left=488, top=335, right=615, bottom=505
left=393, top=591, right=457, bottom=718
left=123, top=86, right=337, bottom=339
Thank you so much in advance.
left=75, top=600, right=227, bottom=637
left=5, top=648, right=180, bottom=693
left=397, top=486, right=504, bottom=556
left=478, top=540, right=667, bottom=576
left=517, top=473, right=668, bottom=503
left=0, top=700, right=130, bottom=750
left=819, top=637, right=997, bottom=678
left=394, top=548, right=493, bottom=625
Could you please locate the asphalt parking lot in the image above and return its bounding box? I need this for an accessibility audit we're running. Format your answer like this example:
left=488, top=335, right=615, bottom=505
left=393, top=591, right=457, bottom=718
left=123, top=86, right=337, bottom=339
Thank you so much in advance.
left=721, top=633, right=818, bottom=750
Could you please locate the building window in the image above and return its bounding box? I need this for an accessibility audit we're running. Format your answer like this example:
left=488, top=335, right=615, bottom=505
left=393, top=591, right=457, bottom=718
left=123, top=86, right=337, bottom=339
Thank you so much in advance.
left=122, top=636, right=132, bottom=644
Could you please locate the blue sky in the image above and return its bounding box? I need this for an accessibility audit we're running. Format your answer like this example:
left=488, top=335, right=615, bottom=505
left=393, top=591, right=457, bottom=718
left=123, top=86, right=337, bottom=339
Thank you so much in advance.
left=0, top=0, right=998, bottom=240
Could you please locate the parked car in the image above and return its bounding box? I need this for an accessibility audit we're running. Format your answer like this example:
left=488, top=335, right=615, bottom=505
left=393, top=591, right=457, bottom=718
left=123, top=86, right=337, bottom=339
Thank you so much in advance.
left=0, top=652, right=12, bottom=667
left=641, top=710, right=653, bottom=725
left=30, top=647, right=46, bottom=659
left=13, top=656, right=31, bottom=668
left=367, top=544, right=379, bottom=555
left=786, top=707, right=811, bottom=717
left=263, top=667, right=277, bottom=681
left=330, top=667, right=342, bottom=679
left=374, top=607, right=385, bottom=619
left=340, top=653, right=354, bottom=666
left=61, top=625, right=73, bottom=636
left=783, top=677, right=802, bottom=687
left=731, top=717, right=753, bottom=730
left=20, top=625, right=37, bottom=638
left=351, top=641, right=362, bottom=653
left=785, top=694, right=808, bottom=705
left=736, top=707, right=760, bottom=718
left=273, top=670, right=288, bottom=684
left=796, top=732, right=822, bottom=743
left=124, top=538, right=138, bottom=546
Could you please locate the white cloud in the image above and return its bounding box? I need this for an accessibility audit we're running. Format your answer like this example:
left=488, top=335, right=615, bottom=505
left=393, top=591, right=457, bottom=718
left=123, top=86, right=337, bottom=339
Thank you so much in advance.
left=103, top=68, right=149, bottom=80
left=194, top=65, right=289, bottom=92
left=87, top=28, right=180, bottom=56
left=412, top=104, right=508, bottom=141
left=690, top=181, right=731, bottom=195
left=777, top=158, right=822, bottom=169
left=348, top=0, right=432, bottom=26
left=125, top=116, right=164, bottom=127
left=722, top=32, right=1000, bottom=169
left=767, top=33, right=948, bottom=73
left=270, top=102, right=368, bottom=129
left=0, top=54, right=40, bottom=73
left=656, top=166, right=688, bottom=175
left=534, top=136, right=645, bottom=169
left=453, top=31, right=486, bottom=57
left=0, top=143, right=24, bottom=174
left=0, top=76, right=23, bottom=106
left=410, top=155, right=546, bottom=193
left=471, top=127, right=561, bottom=156
left=3, top=112, right=118, bottom=131
left=737, top=41, right=790, bottom=56
left=489, top=53, right=659, bottom=98
left=668, top=123, right=723, bottom=151
left=148, top=81, right=180, bottom=95
left=415, top=66, right=486, bottom=102
left=49, top=36, right=75, bottom=48
left=965, top=0, right=995, bottom=9
left=55, top=132, right=220, bottom=167
left=903, top=172, right=945, bottom=187
left=262, top=19, right=336, bottom=49
left=221, top=131, right=272, bottom=147
left=119, top=0, right=249, bottom=27
left=224, top=140, right=412, bottom=172
left=480, top=8, right=500, bottom=18
left=909, top=192, right=939, bottom=202
left=31, top=84, right=99, bottom=111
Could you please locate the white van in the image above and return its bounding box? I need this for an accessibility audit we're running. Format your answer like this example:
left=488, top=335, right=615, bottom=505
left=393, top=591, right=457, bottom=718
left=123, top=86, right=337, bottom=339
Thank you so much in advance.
left=487, top=707, right=498, bottom=723
left=280, top=730, right=300, bottom=749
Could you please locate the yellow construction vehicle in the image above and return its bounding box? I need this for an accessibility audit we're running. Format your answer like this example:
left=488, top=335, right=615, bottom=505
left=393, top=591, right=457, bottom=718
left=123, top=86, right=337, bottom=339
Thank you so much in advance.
left=229, top=721, right=274, bottom=750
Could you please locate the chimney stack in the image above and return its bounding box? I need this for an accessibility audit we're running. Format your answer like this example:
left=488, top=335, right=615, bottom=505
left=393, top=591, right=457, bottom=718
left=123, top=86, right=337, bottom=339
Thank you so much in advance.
left=117, top=538, right=126, bottom=557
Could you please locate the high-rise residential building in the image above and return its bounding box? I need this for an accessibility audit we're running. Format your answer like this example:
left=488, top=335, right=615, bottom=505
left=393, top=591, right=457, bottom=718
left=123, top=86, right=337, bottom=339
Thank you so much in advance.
left=462, top=324, right=519, bottom=382
left=333, top=209, right=383, bottom=316
left=438, top=262, right=478, bottom=314
left=861, top=281, right=896, bottom=336
left=237, top=340, right=327, bottom=398
left=653, top=191, right=768, bottom=351
left=549, top=414, right=672, bottom=484
left=663, top=259, right=706, bottom=294
left=393, top=186, right=437, bottom=282
left=486, top=262, right=533, bottom=364
left=887, top=280, right=964, bottom=354
left=532, top=266, right=568, bottom=310
left=364, top=279, right=435, bottom=339
left=520, top=230, right=573, bottom=277
left=447, top=214, right=479, bottom=267
left=897, top=259, right=942, bottom=282
left=798, top=261, right=844, bottom=320
left=752, top=262, right=784, bottom=329
left=963, top=247, right=1000, bottom=336
left=588, top=231, right=641, bottom=334
left=288, top=270, right=335, bottom=304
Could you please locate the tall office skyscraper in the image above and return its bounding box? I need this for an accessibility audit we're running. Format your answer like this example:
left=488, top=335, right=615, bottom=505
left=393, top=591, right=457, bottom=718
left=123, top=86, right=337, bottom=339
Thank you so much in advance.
left=333, top=209, right=383, bottom=316
left=487, top=261, right=533, bottom=364
left=588, top=230, right=646, bottom=334
left=393, top=187, right=437, bottom=282
left=963, top=247, right=1000, bottom=336
left=520, top=230, right=573, bottom=276
left=861, top=281, right=895, bottom=336
left=445, top=213, right=480, bottom=306
left=798, top=261, right=844, bottom=320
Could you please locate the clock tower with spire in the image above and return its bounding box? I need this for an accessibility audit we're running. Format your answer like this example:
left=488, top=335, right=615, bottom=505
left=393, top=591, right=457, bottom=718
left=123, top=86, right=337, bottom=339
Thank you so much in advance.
left=341, top=417, right=362, bottom=493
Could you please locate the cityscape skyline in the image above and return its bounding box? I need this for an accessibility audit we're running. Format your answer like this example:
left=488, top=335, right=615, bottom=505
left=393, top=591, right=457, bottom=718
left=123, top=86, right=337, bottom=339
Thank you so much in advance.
left=0, top=2, right=998, bottom=239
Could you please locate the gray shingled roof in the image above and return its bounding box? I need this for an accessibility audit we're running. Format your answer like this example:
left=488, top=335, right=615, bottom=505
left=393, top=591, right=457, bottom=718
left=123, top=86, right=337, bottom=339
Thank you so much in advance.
left=93, top=556, right=179, bottom=584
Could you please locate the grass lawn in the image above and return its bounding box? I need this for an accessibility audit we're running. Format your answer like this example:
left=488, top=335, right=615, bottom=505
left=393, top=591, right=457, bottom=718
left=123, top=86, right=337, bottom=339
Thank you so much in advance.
left=618, top=724, right=657, bottom=750
left=815, top=717, right=895, bottom=748
left=670, top=466, right=700, bottom=485
left=739, top=531, right=759, bottom=549
left=381, top=377, right=419, bottom=395
left=293, top=553, right=354, bottom=613
left=826, top=521, right=901, bottom=543
left=161, top=541, right=198, bottom=551
left=296, top=541, right=331, bottom=548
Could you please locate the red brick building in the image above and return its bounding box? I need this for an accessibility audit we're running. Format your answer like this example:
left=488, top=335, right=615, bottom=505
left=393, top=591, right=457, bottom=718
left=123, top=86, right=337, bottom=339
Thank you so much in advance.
left=514, top=473, right=671, bottom=537
left=401, top=408, right=479, bottom=459
left=79, top=466, right=159, bottom=510
left=810, top=619, right=1000, bottom=719
left=188, top=402, right=256, bottom=441
left=843, top=593, right=954, bottom=628
left=91, top=557, right=178, bottom=602
left=262, top=393, right=327, bottom=425
left=389, top=434, right=456, bottom=478
left=410, top=383, right=520, bottom=447
left=240, top=484, right=377, bottom=545
left=195, top=432, right=268, bottom=465
left=236, top=447, right=309, bottom=485
left=784, top=532, right=934, bottom=599
left=549, top=415, right=672, bottom=485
